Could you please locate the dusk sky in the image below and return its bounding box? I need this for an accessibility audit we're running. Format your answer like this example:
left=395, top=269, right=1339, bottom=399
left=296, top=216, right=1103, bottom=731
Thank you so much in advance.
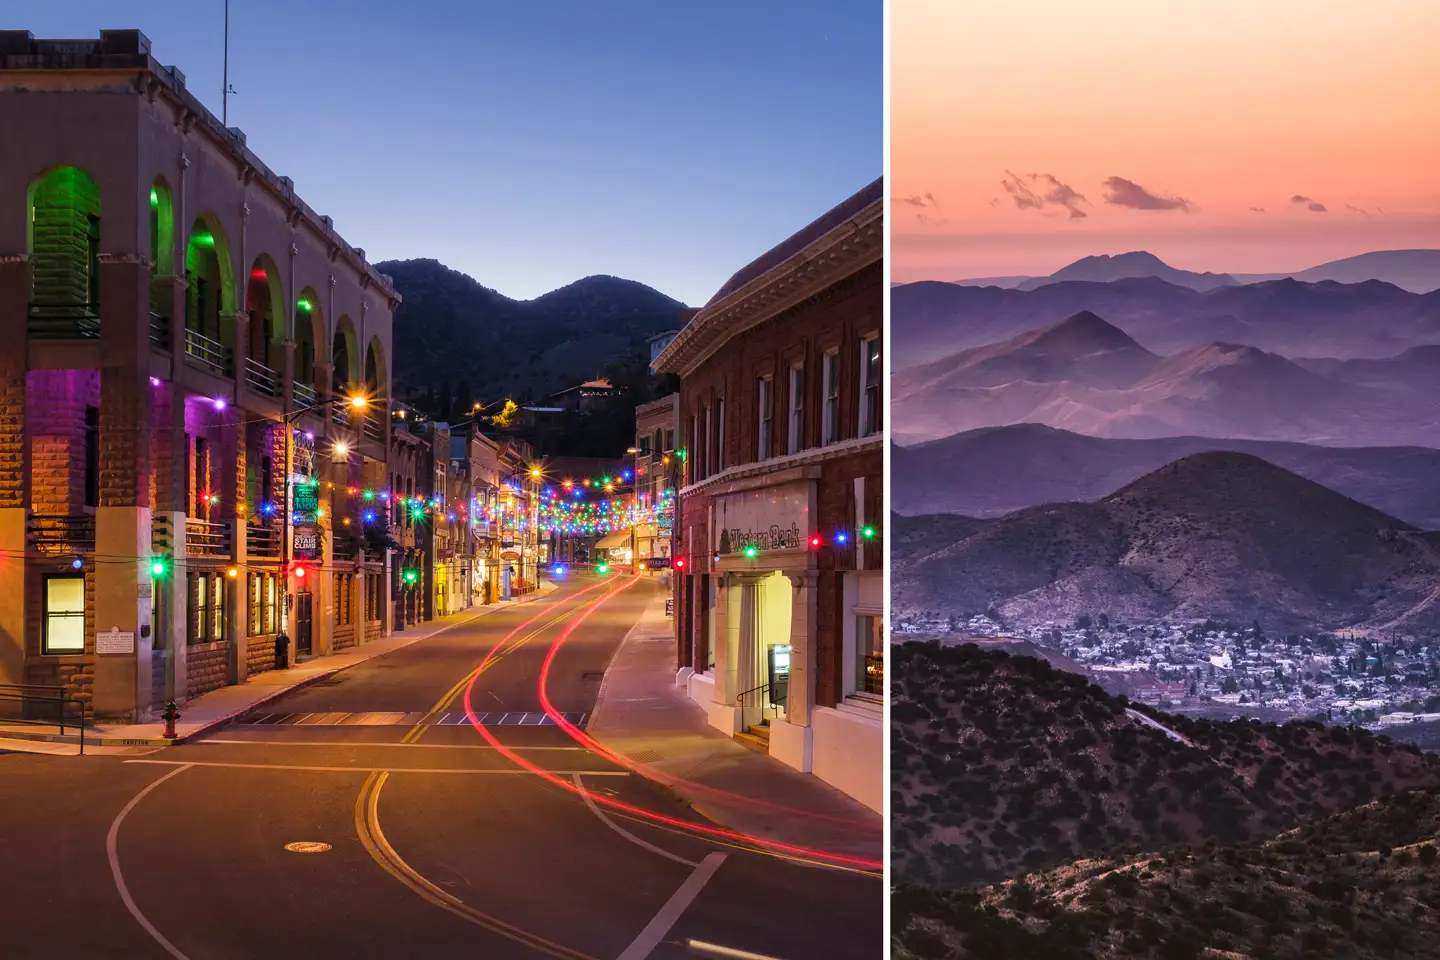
left=893, top=0, right=1440, bottom=282
left=22, top=1, right=880, bottom=303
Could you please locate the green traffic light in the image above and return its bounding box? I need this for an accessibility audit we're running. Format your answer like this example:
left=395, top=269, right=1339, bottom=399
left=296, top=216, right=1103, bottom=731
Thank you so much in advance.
left=597, top=564, right=609, bottom=574
left=150, top=558, right=167, bottom=577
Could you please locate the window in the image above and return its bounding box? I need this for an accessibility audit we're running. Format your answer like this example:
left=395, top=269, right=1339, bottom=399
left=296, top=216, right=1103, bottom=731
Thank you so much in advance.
left=690, top=414, right=700, bottom=480
left=639, top=436, right=651, bottom=456
left=43, top=576, right=85, bottom=654
left=822, top=350, right=840, bottom=445
left=787, top=364, right=804, bottom=454
left=715, top=398, right=725, bottom=471
left=856, top=614, right=883, bottom=698
left=193, top=437, right=210, bottom=515
left=189, top=572, right=225, bottom=644
left=757, top=377, right=773, bottom=461
left=84, top=406, right=99, bottom=508
left=260, top=456, right=273, bottom=505
left=334, top=574, right=353, bottom=626
left=665, top=429, right=674, bottom=451
left=859, top=335, right=881, bottom=438
left=249, top=573, right=277, bottom=636
left=654, top=428, right=663, bottom=453
left=703, top=405, right=713, bottom=479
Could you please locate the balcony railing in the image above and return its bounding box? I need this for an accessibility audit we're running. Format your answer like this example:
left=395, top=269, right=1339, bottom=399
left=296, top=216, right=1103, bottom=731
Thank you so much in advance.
left=333, top=539, right=359, bottom=562
left=185, top=519, right=232, bottom=559
left=245, top=357, right=280, bottom=397
left=332, top=406, right=350, bottom=426
left=148, top=312, right=171, bottom=351
left=27, top=514, right=96, bottom=555
left=184, top=328, right=233, bottom=377
left=363, top=414, right=384, bottom=444
left=28, top=302, right=100, bottom=339
left=246, top=523, right=282, bottom=560
left=293, top=381, right=317, bottom=408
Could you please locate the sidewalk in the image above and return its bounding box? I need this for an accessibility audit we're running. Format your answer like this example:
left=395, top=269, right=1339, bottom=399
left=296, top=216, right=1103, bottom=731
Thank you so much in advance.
left=0, top=581, right=557, bottom=755
left=586, top=595, right=883, bottom=863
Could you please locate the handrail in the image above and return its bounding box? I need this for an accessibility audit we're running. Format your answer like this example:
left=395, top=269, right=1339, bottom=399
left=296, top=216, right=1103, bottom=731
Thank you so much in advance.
left=28, top=301, right=100, bottom=339
left=148, top=311, right=171, bottom=350
left=0, top=690, right=86, bottom=755
left=736, top=680, right=786, bottom=723
left=293, top=381, right=317, bottom=408
left=184, top=326, right=233, bottom=376
left=245, top=356, right=280, bottom=396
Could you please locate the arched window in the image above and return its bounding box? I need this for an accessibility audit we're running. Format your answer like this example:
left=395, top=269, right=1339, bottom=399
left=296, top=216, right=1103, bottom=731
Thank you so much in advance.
left=27, top=166, right=102, bottom=336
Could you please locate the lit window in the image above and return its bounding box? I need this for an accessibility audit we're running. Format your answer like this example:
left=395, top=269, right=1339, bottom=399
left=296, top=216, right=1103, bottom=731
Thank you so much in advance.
left=43, top=577, right=86, bottom=654
left=856, top=614, right=883, bottom=698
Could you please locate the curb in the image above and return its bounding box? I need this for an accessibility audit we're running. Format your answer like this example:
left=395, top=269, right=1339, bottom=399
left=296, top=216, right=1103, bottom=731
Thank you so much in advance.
left=2, top=585, right=561, bottom=750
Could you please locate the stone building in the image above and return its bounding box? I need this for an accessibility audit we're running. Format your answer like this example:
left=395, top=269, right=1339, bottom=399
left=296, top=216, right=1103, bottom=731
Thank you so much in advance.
left=654, top=179, right=883, bottom=811
left=0, top=30, right=396, bottom=721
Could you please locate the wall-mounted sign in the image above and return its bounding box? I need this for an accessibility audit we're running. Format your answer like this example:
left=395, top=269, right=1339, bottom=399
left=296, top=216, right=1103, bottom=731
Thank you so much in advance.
left=293, top=483, right=319, bottom=514
left=644, top=556, right=672, bottom=569
left=501, top=551, right=520, bottom=561
left=713, top=483, right=810, bottom=555
left=293, top=529, right=319, bottom=559
left=97, top=627, right=135, bottom=655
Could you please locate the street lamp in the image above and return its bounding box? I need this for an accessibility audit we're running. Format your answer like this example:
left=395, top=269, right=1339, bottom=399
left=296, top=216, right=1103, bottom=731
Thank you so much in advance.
left=280, top=392, right=368, bottom=648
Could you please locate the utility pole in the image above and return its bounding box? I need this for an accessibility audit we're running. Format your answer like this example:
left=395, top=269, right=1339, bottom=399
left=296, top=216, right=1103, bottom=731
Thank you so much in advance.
left=222, top=0, right=230, bottom=125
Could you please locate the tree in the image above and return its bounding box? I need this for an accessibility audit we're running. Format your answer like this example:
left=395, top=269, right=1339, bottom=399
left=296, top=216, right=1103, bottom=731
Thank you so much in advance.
left=489, top=399, right=519, bottom=429
left=1075, top=614, right=1093, bottom=630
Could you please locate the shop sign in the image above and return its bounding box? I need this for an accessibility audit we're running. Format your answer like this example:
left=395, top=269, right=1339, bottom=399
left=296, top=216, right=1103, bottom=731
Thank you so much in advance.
left=501, top=551, right=521, bottom=561
left=644, top=556, right=671, bottom=569
left=713, top=483, right=809, bottom=554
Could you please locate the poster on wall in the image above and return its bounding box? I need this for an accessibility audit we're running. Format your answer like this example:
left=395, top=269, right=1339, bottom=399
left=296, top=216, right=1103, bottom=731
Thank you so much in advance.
left=713, top=482, right=810, bottom=555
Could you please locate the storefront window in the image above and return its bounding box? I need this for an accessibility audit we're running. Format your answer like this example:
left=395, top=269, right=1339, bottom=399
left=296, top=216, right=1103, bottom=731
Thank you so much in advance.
left=189, top=573, right=226, bottom=644
left=856, top=614, right=883, bottom=697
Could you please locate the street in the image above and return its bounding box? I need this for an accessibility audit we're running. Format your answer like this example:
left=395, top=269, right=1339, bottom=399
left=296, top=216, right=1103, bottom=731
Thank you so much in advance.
left=0, top=574, right=882, bottom=960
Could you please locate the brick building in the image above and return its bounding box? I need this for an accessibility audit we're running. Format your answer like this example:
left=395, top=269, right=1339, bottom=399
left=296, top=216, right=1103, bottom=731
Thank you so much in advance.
left=633, top=393, right=679, bottom=568
left=388, top=405, right=448, bottom=629
left=654, top=179, right=883, bottom=811
left=0, top=31, right=396, bottom=721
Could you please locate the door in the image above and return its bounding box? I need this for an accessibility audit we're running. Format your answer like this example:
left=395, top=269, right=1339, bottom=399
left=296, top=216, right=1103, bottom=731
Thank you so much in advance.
left=295, top=588, right=313, bottom=658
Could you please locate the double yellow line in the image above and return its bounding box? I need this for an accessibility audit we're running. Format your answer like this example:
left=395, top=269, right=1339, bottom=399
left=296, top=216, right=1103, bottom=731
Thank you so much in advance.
left=355, top=584, right=622, bottom=959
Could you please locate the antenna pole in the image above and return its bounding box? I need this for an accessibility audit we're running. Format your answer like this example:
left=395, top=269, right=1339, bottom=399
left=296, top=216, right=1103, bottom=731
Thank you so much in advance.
left=222, top=0, right=230, bottom=125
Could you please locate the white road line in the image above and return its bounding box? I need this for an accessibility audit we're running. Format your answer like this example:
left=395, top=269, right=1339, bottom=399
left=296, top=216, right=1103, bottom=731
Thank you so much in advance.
left=122, top=759, right=629, bottom=775
left=571, top=773, right=698, bottom=868
left=107, top=763, right=196, bottom=960
left=617, top=852, right=726, bottom=960
left=199, top=739, right=590, bottom=751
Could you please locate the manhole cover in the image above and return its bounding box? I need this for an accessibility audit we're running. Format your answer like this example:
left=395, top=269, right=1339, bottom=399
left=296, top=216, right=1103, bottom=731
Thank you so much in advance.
left=284, top=842, right=332, bottom=853
left=627, top=750, right=663, bottom=764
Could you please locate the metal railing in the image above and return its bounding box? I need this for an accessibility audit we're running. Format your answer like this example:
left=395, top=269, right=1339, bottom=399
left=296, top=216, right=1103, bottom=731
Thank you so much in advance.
left=246, top=523, right=282, bottom=560
left=27, top=514, right=97, bottom=555
left=333, top=539, right=359, bottom=562
left=736, top=681, right=787, bottom=726
left=148, top=312, right=171, bottom=350
left=0, top=685, right=86, bottom=755
left=363, top=414, right=384, bottom=444
left=28, top=301, right=100, bottom=339
left=332, top=406, right=350, bottom=426
left=293, top=381, right=317, bottom=408
left=245, top=357, right=280, bottom=397
left=184, top=327, right=233, bottom=376
left=185, top=518, right=232, bottom=558
left=151, top=514, right=174, bottom=551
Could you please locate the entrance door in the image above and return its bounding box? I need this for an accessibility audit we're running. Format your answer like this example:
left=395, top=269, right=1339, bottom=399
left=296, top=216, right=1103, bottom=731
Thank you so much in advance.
left=295, top=588, right=313, bottom=658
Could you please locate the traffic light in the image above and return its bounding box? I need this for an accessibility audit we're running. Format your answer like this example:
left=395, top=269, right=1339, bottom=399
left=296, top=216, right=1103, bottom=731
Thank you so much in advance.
left=597, top=563, right=609, bottom=575
left=403, top=568, right=419, bottom=585
left=674, top=557, right=686, bottom=570
left=150, top=556, right=170, bottom=578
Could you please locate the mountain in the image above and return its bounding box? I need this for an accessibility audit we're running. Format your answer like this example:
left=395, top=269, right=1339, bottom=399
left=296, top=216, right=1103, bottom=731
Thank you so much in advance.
left=1232, top=249, right=1440, bottom=294
left=892, top=425, right=1440, bottom=529
left=1016, top=251, right=1239, bottom=292
left=894, top=789, right=1440, bottom=959
left=376, top=258, right=690, bottom=401
left=892, top=452, right=1440, bottom=632
left=891, top=275, right=1439, bottom=370
left=891, top=313, right=1440, bottom=447
left=891, top=642, right=1440, bottom=892
left=951, top=275, right=1031, bottom=289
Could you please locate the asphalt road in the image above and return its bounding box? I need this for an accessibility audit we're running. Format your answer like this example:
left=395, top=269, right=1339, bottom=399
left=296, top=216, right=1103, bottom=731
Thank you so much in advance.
left=0, top=573, right=882, bottom=960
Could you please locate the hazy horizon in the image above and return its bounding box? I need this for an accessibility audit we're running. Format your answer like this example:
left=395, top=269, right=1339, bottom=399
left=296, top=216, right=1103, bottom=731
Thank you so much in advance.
left=893, top=0, right=1440, bottom=283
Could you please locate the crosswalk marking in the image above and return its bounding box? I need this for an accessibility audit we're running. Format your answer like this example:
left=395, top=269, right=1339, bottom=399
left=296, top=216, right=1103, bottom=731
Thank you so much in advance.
left=237, top=710, right=589, bottom=728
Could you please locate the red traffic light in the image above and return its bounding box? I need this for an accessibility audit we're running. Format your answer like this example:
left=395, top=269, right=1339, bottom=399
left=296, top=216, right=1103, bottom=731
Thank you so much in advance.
left=294, top=565, right=307, bottom=579
left=674, top=557, right=686, bottom=569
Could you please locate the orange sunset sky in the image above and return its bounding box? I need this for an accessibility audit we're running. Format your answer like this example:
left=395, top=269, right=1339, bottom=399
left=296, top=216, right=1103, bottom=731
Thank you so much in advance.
left=892, top=0, right=1440, bottom=282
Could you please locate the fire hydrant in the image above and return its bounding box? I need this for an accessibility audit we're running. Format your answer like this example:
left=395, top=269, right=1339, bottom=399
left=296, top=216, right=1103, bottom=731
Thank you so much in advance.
left=161, top=700, right=180, bottom=739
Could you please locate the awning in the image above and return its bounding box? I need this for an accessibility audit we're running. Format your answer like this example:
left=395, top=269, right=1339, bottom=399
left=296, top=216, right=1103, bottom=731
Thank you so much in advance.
left=596, top=530, right=632, bottom=550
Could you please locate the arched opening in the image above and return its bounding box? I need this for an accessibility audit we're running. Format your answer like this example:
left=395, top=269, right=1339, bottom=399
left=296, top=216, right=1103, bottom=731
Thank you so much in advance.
left=245, top=255, right=284, bottom=389
left=184, top=216, right=236, bottom=375
left=332, top=316, right=357, bottom=399
left=26, top=166, right=102, bottom=337
left=148, top=177, right=175, bottom=324
left=293, top=287, right=322, bottom=407
left=363, top=338, right=388, bottom=444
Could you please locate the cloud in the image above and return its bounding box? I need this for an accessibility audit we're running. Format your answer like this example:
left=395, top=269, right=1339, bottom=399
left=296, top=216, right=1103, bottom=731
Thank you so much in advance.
left=1001, top=171, right=1088, bottom=220
left=900, top=191, right=946, bottom=225
left=1250, top=206, right=1266, bottom=213
left=1291, top=195, right=1328, bottom=213
left=1346, top=204, right=1371, bottom=217
left=1102, top=176, right=1194, bottom=212
left=900, top=192, right=939, bottom=209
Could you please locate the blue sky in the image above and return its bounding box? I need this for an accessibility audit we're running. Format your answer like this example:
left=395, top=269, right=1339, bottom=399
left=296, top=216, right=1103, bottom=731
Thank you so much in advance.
left=19, top=1, right=881, bottom=303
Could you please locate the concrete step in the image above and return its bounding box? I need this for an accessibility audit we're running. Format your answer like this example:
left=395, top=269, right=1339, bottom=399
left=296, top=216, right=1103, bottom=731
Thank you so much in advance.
left=732, top=727, right=770, bottom=754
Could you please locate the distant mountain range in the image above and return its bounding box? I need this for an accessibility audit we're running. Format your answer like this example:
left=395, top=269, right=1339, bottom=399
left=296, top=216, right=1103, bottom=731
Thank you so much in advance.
left=377, top=258, right=689, bottom=401
left=892, top=274, right=1440, bottom=370
left=952, top=248, right=1440, bottom=294
left=893, top=641, right=1440, bottom=958
left=892, top=452, right=1440, bottom=633
left=891, top=311, right=1440, bottom=446
left=893, top=424, right=1440, bottom=530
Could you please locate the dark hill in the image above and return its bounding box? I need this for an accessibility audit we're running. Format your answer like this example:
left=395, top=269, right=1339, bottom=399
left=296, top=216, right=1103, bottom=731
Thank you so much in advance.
left=377, top=258, right=689, bottom=401
left=890, top=642, right=1440, bottom=892
left=893, top=452, right=1440, bottom=632
left=894, top=787, right=1440, bottom=959
left=1017, top=250, right=1239, bottom=293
